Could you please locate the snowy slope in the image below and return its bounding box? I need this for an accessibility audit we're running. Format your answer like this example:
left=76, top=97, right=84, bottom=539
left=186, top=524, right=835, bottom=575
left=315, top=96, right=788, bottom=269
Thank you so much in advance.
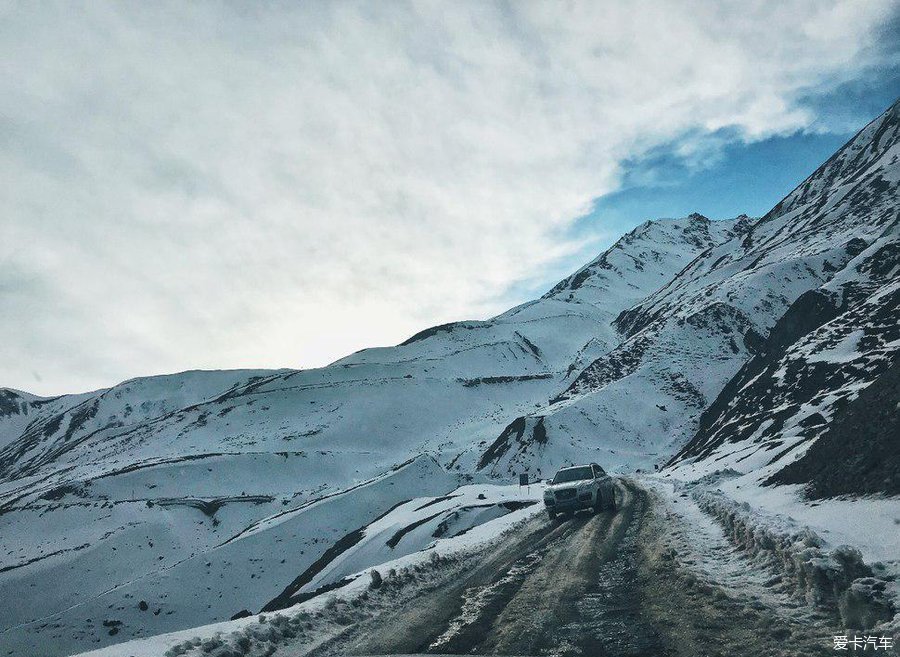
left=0, top=455, right=458, bottom=657
left=478, top=100, right=900, bottom=484
left=650, top=102, right=900, bottom=636
left=667, top=99, right=900, bottom=484
left=70, top=482, right=545, bottom=657
left=467, top=214, right=757, bottom=477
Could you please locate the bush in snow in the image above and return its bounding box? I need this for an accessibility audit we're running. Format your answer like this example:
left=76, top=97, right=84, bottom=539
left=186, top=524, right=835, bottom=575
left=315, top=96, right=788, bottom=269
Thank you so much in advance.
left=165, top=637, right=202, bottom=657
left=164, top=611, right=316, bottom=657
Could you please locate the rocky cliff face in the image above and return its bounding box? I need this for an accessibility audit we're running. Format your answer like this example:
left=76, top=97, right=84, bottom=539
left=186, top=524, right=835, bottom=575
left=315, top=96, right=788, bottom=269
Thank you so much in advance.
left=665, top=100, right=899, bottom=484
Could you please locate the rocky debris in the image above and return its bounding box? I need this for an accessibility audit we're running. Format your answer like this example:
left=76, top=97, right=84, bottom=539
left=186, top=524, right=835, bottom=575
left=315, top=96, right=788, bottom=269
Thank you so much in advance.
left=164, top=613, right=301, bottom=657
left=840, top=578, right=895, bottom=631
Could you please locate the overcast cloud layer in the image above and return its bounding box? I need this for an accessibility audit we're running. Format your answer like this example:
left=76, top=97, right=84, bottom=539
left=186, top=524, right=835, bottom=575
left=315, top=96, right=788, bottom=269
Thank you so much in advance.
left=2, top=1, right=898, bottom=395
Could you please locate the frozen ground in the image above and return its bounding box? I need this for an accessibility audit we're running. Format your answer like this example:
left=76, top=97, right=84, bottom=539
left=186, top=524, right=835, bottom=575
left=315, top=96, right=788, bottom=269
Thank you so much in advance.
left=641, top=476, right=814, bottom=611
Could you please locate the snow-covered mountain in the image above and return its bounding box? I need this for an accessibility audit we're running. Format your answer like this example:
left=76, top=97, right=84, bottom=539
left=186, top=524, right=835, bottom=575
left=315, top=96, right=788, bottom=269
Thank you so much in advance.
left=666, top=101, right=900, bottom=486
left=0, top=209, right=734, bottom=655
left=1, top=98, right=898, bottom=657
left=481, top=99, right=899, bottom=482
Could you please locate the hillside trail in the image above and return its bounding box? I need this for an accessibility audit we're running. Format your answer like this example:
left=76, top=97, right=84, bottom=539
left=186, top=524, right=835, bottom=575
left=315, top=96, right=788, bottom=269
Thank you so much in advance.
left=283, top=480, right=837, bottom=657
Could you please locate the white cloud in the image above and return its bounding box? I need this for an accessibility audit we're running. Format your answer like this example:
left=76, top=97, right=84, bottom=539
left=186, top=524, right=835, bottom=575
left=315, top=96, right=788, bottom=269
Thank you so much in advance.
left=1, top=0, right=896, bottom=394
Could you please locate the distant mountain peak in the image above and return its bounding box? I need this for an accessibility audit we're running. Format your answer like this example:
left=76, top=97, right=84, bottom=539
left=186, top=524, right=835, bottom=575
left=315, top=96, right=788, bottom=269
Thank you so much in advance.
left=542, top=213, right=744, bottom=301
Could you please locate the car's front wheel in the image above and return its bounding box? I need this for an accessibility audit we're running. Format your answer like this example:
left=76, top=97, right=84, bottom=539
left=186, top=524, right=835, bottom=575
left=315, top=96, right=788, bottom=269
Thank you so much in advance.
left=606, top=487, right=617, bottom=511
left=547, top=508, right=557, bottom=520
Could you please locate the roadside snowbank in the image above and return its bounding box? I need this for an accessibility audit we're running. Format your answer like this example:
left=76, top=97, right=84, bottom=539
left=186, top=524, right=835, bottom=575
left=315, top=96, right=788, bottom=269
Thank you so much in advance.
left=656, top=471, right=898, bottom=640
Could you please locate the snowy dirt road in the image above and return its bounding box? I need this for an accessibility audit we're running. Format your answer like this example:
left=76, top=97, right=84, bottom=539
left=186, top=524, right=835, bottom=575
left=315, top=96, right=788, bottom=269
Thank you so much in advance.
left=281, top=480, right=839, bottom=657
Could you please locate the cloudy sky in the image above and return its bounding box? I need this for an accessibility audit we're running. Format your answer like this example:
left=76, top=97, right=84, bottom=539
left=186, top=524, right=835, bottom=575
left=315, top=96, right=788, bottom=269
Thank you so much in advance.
left=2, top=1, right=899, bottom=395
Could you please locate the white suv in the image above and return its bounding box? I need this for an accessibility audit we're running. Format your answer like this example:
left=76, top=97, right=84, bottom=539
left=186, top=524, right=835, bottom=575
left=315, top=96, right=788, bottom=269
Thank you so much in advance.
left=543, top=463, right=616, bottom=519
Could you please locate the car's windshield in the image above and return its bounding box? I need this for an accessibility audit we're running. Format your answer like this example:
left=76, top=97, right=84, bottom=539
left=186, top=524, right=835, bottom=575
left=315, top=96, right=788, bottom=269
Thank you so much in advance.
left=552, top=466, right=593, bottom=484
